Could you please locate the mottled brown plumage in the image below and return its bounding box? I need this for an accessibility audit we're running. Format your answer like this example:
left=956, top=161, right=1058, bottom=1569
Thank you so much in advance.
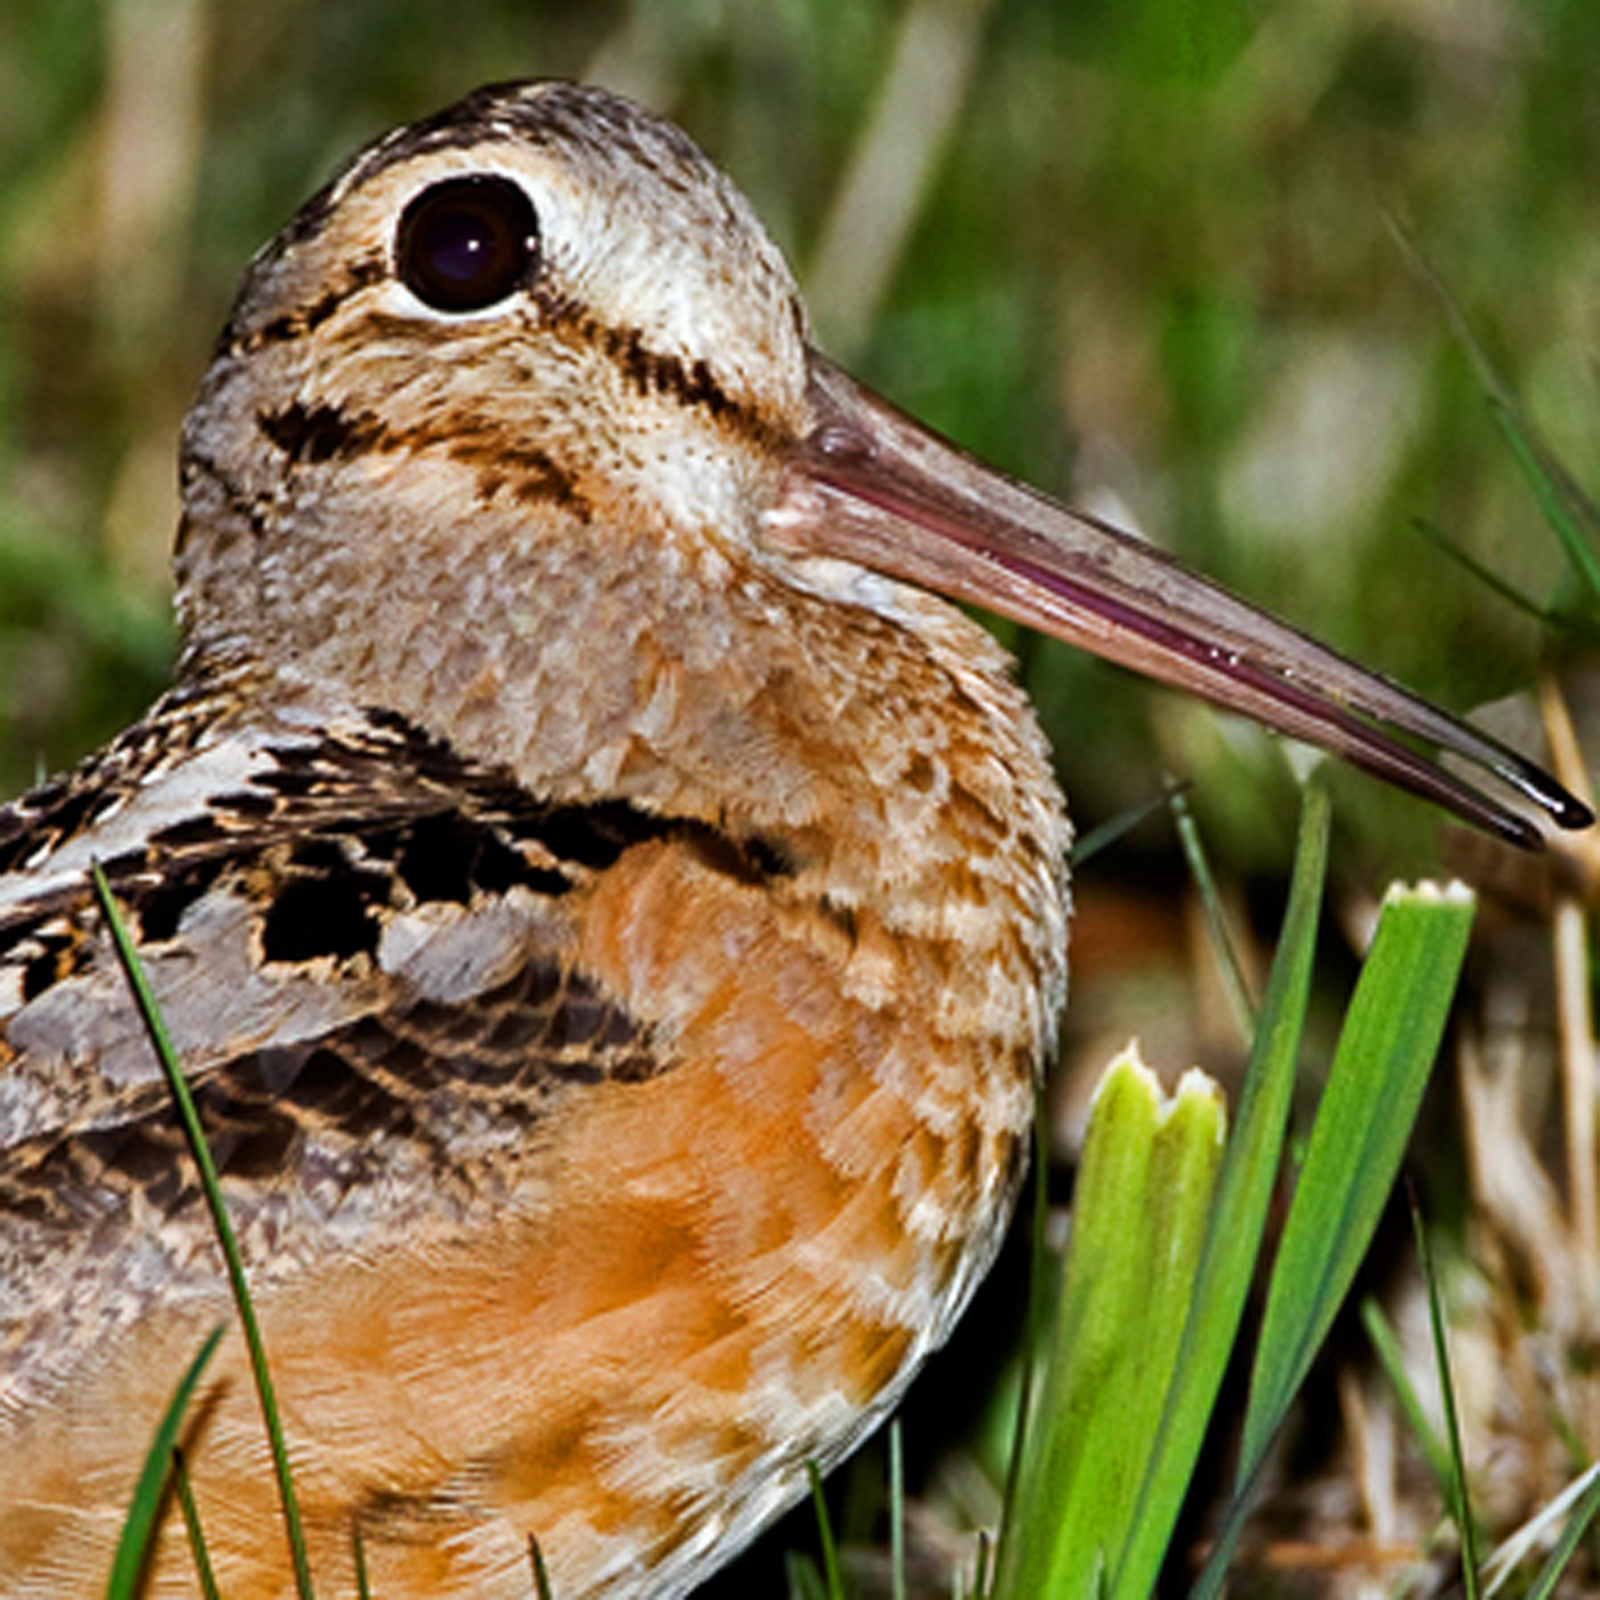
left=0, top=81, right=1586, bottom=1597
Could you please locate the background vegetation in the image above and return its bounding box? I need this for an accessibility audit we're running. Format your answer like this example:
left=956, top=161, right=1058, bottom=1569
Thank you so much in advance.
left=3, top=1, right=1597, bottom=1593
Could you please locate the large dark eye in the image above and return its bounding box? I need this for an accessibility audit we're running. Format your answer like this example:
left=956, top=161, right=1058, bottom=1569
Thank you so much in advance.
left=395, top=175, right=541, bottom=312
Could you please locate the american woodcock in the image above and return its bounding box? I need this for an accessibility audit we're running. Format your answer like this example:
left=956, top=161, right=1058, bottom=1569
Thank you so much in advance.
left=0, top=80, right=1589, bottom=1598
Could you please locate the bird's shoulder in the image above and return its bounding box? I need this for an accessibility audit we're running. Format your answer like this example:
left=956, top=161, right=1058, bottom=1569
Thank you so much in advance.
left=0, top=694, right=708, bottom=1386
left=0, top=694, right=688, bottom=1143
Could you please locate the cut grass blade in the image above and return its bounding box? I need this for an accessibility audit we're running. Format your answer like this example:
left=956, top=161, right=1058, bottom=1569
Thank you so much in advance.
left=1108, top=777, right=1330, bottom=1599
left=105, top=1323, right=224, bottom=1600
left=991, top=1053, right=1228, bottom=1600
left=971, top=783, right=1473, bottom=1600
left=991, top=778, right=1330, bottom=1600
left=91, top=864, right=316, bottom=1599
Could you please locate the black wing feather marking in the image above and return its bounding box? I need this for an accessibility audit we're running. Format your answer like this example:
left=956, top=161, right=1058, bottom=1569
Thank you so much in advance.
left=0, top=704, right=790, bottom=1394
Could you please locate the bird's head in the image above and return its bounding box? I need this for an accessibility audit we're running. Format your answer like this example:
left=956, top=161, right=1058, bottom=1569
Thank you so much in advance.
left=176, top=80, right=1588, bottom=847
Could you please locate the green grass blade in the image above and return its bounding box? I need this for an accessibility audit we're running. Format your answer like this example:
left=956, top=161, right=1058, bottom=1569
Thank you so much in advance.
left=1487, top=398, right=1600, bottom=610
left=993, top=1050, right=1227, bottom=1600
left=1069, top=784, right=1179, bottom=867
left=1109, top=779, right=1330, bottom=1600
left=1192, top=871, right=1472, bottom=1599
left=1410, top=517, right=1559, bottom=625
left=805, top=1460, right=847, bottom=1600
left=989, top=782, right=1329, bottom=1600
left=787, top=1552, right=831, bottom=1600
left=1239, top=879, right=1475, bottom=1472
left=1526, top=1469, right=1600, bottom=1600
left=1414, top=1204, right=1482, bottom=1597
left=91, top=865, right=316, bottom=1599
left=105, top=1323, right=225, bottom=1600
left=889, top=1419, right=906, bottom=1600
left=1169, top=784, right=1257, bottom=1044
left=172, top=1448, right=222, bottom=1600
left=1391, top=219, right=1600, bottom=608
left=353, top=1526, right=373, bottom=1600
left=988, top=1100, right=1054, bottom=1589
left=528, top=1535, right=554, bottom=1600
left=1361, top=1297, right=1453, bottom=1494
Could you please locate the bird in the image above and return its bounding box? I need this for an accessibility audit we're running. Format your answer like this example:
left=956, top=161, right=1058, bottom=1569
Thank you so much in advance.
left=0, top=79, right=1588, bottom=1599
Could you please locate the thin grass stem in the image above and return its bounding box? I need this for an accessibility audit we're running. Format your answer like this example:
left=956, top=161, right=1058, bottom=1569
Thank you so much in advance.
left=1413, top=1201, right=1482, bottom=1597
left=173, top=1447, right=222, bottom=1600
left=91, top=864, right=316, bottom=1599
left=806, top=1460, right=847, bottom=1600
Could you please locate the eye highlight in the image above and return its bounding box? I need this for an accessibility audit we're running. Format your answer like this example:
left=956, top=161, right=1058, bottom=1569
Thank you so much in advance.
left=395, top=175, right=541, bottom=313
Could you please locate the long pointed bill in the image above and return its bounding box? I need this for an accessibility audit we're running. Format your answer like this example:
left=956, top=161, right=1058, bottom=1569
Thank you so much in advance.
left=763, top=354, right=1591, bottom=852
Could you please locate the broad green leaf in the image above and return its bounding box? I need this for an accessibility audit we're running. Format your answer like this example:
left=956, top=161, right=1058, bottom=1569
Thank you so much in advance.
left=995, top=1048, right=1226, bottom=1600
left=1242, top=879, right=1475, bottom=1468
left=1110, top=778, right=1329, bottom=1599
left=1194, top=877, right=1475, bottom=1594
